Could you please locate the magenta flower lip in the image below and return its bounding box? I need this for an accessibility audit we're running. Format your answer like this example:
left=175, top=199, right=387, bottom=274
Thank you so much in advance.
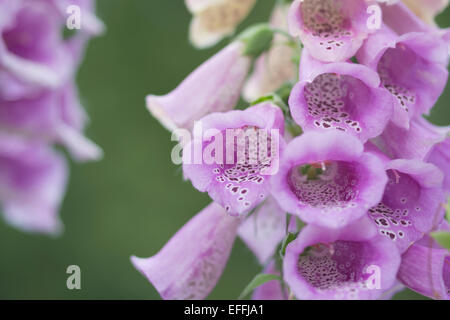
left=272, top=131, right=388, bottom=229
left=289, top=50, right=394, bottom=142
left=283, top=218, right=401, bottom=300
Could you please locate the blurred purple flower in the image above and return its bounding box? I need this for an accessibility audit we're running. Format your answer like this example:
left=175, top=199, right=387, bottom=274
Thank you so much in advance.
left=0, top=133, right=67, bottom=235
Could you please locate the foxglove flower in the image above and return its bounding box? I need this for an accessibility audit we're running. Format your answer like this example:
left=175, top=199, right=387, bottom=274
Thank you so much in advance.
left=283, top=218, right=401, bottom=300
left=367, top=159, right=445, bottom=253
left=0, top=133, right=67, bottom=235
left=357, top=26, right=448, bottom=129
left=238, top=196, right=295, bottom=264
left=289, top=50, right=393, bottom=141
left=374, top=116, right=448, bottom=161
left=252, top=261, right=287, bottom=300
left=131, top=202, right=240, bottom=300
left=288, top=0, right=374, bottom=62
left=146, top=42, right=253, bottom=132
left=397, top=221, right=450, bottom=299
left=0, top=82, right=103, bottom=161
left=0, top=0, right=89, bottom=94
left=183, top=102, right=285, bottom=216
left=243, top=3, right=296, bottom=101
left=186, top=0, right=256, bottom=48
left=427, top=136, right=450, bottom=194
left=272, top=131, right=388, bottom=229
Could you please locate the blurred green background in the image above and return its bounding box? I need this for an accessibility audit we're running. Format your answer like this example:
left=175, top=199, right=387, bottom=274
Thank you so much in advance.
left=0, top=0, right=449, bottom=299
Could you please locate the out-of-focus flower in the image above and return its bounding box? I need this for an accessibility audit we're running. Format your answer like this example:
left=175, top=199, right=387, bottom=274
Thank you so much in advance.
left=183, top=102, right=285, bottom=216
left=131, top=202, right=240, bottom=300
left=271, top=131, right=387, bottom=229
left=238, top=196, right=295, bottom=264
left=0, top=83, right=102, bottom=161
left=288, top=0, right=373, bottom=62
left=243, top=3, right=296, bottom=102
left=283, top=218, right=401, bottom=300
left=0, top=133, right=67, bottom=235
left=289, top=49, right=393, bottom=142
left=0, top=0, right=103, bottom=235
left=146, top=42, right=252, bottom=132
left=252, top=261, right=287, bottom=300
left=367, top=159, right=445, bottom=253
left=397, top=220, right=450, bottom=300
left=186, top=0, right=257, bottom=48
left=357, top=26, right=448, bottom=129
left=0, top=0, right=90, bottom=95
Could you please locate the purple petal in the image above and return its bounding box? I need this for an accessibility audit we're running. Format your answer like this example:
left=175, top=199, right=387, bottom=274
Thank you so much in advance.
left=146, top=42, right=251, bottom=131
left=131, top=202, right=240, bottom=300
left=367, top=159, right=445, bottom=253
left=357, top=27, right=448, bottom=129
left=0, top=133, right=68, bottom=235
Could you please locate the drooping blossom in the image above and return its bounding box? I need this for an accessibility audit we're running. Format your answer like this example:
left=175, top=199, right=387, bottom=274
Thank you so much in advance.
left=283, top=217, right=401, bottom=300
left=397, top=220, right=450, bottom=300
left=186, top=0, right=256, bottom=49
left=0, top=133, right=67, bottom=235
left=183, top=102, right=285, bottom=216
left=289, top=50, right=393, bottom=142
left=243, top=3, right=296, bottom=102
left=131, top=202, right=240, bottom=300
left=252, top=261, right=287, bottom=300
left=271, top=131, right=388, bottom=229
left=357, top=26, right=448, bottom=129
left=238, top=196, right=296, bottom=264
left=146, top=42, right=253, bottom=132
left=367, top=159, right=445, bottom=253
left=288, top=0, right=374, bottom=62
